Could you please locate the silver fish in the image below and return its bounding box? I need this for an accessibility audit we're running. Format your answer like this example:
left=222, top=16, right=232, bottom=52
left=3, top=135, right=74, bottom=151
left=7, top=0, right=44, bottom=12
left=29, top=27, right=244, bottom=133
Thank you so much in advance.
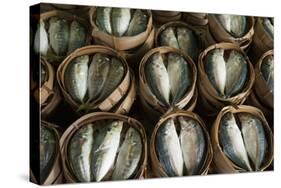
left=34, top=21, right=49, bottom=55
left=48, top=17, right=69, bottom=56
left=40, top=63, right=48, bottom=87
left=96, top=57, right=124, bottom=102
left=178, top=117, right=205, bottom=175
left=111, top=8, right=131, bottom=37
left=263, top=18, right=274, bottom=39
left=238, top=113, right=267, bottom=171
left=225, top=50, right=248, bottom=97
left=160, top=27, right=179, bottom=49
left=205, top=49, right=226, bottom=96
left=68, top=124, right=94, bottom=182
left=92, top=121, right=123, bottom=182
left=68, top=20, right=87, bottom=54
left=261, top=56, right=274, bottom=92
left=230, top=15, right=247, bottom=37
left=112, top=127, right=143, bottom=180
left=96, top=7, right=112, bottom=34
left=64, top=55, right=89, bottom=103
left=146, top=53, right=170, bottom=106
left=156, top=119, right=184, bottom=176
left=167, top=53, right=191, bottom=104
left=219, top=112, right=252, bottom=171
left=40, top=125, right=57, bottom=182
left=87, top=53, right=110, bottom=102
left=176, top=27, right=200, bottom=61
left=217, top=14, right=231, bottom=33
left=126, top=9, right=148, bottom=36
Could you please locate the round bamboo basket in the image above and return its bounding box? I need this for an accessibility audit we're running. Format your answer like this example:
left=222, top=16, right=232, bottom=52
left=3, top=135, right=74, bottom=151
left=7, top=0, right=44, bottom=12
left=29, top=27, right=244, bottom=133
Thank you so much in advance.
left=208, top=15, right=255, bottom=50
left=150, top=110, right=213, bottom=177
left=211, top=105, right=273, bottom=173
left=182, top=13, right=209, bottom=26
left=254, top=50, right=273, bottom=109
left=59, top=112, right=147, bottom=182
left=57, top=45, right=134, bottom=114
left=152, top=10, right=182, bottom=26
left=197, top=42, right=255, bottom=116
left=139, top=46, right=197, bottom=114
left=89, top=7, right=153, bottom=51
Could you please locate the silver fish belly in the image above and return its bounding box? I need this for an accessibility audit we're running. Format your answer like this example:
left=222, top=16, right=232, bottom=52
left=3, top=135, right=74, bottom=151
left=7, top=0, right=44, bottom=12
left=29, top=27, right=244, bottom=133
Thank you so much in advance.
left=238, top=113, right=267, bottom=171
left=219, top=112, right=252, bottom=171
left=261, top=55, right=274, bottom=92
left=225, top=50, right=248, bottom=97
left=96, top=7, right=112, bottom=34
left=160, top=27, right=179, bottom=49
left=167, top=53, right=191, bottom=104
left=67, top=20, right=87, bottom=54
left=34, top=21, right=49, bottom=56
left=126, top=9, right=148, bottom=36
left=87, top=53, right=111, bottom=102
left=146, top=53, right=170, bottom=106
left=156, top=119, right=184, bottom=176
left=217, top=14, right=231, bottom=33
left=92, top=121, right=123, bottom=182
left=64, top=55, right=89, bottom=103
left=205, top=49, right=226, bottom=96
left=230, top=16, right=247, bottom=37
left=112, top=127, right=143, bottom=180
left=111, top=8, right=131, bottom=37
left=68, top=124, right=94, bottom=182
left=48, top=17, right=70, bottom=56
left=178, top=117, right=205, bottom=175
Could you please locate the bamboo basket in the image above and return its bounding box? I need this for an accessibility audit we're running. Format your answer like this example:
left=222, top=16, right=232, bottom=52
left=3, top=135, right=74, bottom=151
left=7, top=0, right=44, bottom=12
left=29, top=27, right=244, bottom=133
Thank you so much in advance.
left=38, top=10, right=92, bottom=66
left=152, top=10, right=182, bottom=26
left=254, top=50, right=273, bottom=109
left=57, top=45, right=135, bottom=115
left=59, top=112, right=147, bottom=182
left=197, top=42, right=255, bottom=116
left=89, top=7, right=153, bottom=51
left=208, top=15, right=255, bottom=50
left=150, top=110, right=213, bottom=177
left=211, top=105, right=273, bottom=173
left=182, top=13, right=209, bottom=26
left=139, top=46, right=197, bottom=114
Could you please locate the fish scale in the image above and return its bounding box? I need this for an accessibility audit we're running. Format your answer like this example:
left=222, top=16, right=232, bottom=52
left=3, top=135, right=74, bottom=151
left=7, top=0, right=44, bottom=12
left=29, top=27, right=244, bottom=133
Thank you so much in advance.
left=96, top=7, right=112, bottom=34
left=160, top=27, right=179, bottom=49
left=34, top=21, right=49, bottom=55
left=263, top=18, right=274, bottom=39
left=67, top=20, right=87, bottom=54
left=126, top=9, right=148, bottom=36
left=111, top=8, right=131, bottom=37
left=216, top=15, right=247, bottom=37
left=261, top=56, right=274, bottom=92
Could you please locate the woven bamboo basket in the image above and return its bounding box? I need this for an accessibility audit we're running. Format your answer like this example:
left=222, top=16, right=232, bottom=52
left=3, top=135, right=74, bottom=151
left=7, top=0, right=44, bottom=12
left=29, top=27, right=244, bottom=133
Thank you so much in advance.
left=139, top=46, right=197, bottom=115
left=211, top=105, right=273, bottom=173
left=152, top=10, right=182, bottom=27
left=59, top=112, right=147, bottom=182
left=197, top=42, right=255, bottom=116
left=208, top=15, right=255, bottom=50
left=57, top=45, right=135, bottom=115
left=182, top=13, right=209, bottom=26
left=38, top=10, right=92, bottom=66
left=89, top=7, right=153, bottom=51
left=150, top=110, right=213, bottom=177
left=254, top=50, right=273, bottom=109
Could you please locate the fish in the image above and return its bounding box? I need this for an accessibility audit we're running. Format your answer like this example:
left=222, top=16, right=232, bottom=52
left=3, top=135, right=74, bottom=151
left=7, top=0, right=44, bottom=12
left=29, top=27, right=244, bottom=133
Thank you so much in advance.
left=34, top=21, right=49, bottom=55
left=96, top=7, right=112, bottom=34
left=126, top=9, right=148, bottom=36
left=205, top=49, right=226, bottom=96
left=217, top=14, right=231, bottom=33
left=64, top=55, right=89, bottom=103
left=178, top=117, right=205, bottom=175
left=156, top=119, right=184, bottom=176
left=48, top=17, right=69, bottom=56
left=146, top=53, right=170, bottom=106
left=238, top=113, right=267, bottom=171
left=263, top=18, right=274, bottom=39
left=219, top=112, right=252, bottom=171
left=160, top=27, right=179, bottom=49
left=40, top=125, right=57, bottom=183
left=176, top=27, right=200, bottom=61
left=167, top=53, right=191, bottom=104
left=261, top=56, right=274, bottom=92
left=40, top=63, right=48, bottom=87
left=96, top=57, right=124, bottom=103
left=87, top=53, right=111, bottom=102
left=68, top=124, right=94, bottom=182
left=111, top=8, right=131, bottom=37
left=67, top=20, right=87, bottom=54
left=112, top=127, right=143, bottom=180
left=92, top=120, right=123, bottom=182
left=225, top=50, right=248, bottom=97
left=230, top=16, right=247, bottom=37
